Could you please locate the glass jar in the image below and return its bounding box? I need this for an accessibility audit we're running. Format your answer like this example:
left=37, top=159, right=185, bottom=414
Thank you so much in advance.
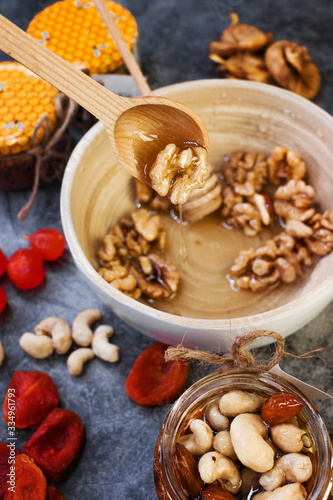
left=154, top=368, right=333, bottom=499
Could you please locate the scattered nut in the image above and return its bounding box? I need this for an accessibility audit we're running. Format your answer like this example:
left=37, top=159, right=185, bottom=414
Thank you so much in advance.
left=178, top=419, right=214, bottom=456
left=19, top=332, right=54, bottom=359
left=92, top=325, right=119, bottom=363
left=230, top=413, right=274, bottom=472
left=72, top=309, right=101, bottom=347
left=67, top=348, right=94, bottom=376
left=35, top=317, right=72, bottom=355
left=198, top=451, right=241, bottom=494
left=219, top=390, right=264, bottom=417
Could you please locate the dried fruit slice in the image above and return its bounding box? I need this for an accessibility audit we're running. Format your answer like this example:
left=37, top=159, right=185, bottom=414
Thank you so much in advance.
left=4, top=454, right=46, bottom=500
left=47, top=486, right=64, bottom=499
left=3, top=371, right=59, bottom=429
left=23, top=408, right=85, bottom=481
left=261, top=392, right=304, bottom=425
left=0, top=442, right=20, bottom=498
left=125, top=342, right=189, bottom=407
left=200, top=484, right=237, bottom=499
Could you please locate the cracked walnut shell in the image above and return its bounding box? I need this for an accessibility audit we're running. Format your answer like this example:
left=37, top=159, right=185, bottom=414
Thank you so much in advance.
left=265, top=41, right=321, bottom=100
left=149, top=143, right=209, bottom=205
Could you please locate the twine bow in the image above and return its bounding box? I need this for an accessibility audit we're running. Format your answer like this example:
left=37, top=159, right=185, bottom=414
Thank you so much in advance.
left=165, top=329, right=326, bottom=371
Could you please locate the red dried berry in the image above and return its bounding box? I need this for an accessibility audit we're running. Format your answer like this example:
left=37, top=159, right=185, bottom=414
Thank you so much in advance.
left=125, top=342, right=189, bottom=408
left=23, top=408, right=85, bottom=482
left=0, top=250, right=7, bottom=278
left=47, top=486, right=64, bottom=500
left=7, top=249, right=45, bottom=290
left=3, top=454, right=46, bottom=500
left=261, top=392, right=304, bottom=426
left=0, top=442, right=21, bottom=498
left=26, top=228, right=65, bottom=261
left=3, top=371, right=59, bottom=429
left=0, top=287, right=7, bottom=314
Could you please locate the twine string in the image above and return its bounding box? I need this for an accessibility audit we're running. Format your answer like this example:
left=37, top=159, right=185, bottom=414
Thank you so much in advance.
left=17, top=96, right=76, bottom=220
left=165, top=329, right=325, bottom=372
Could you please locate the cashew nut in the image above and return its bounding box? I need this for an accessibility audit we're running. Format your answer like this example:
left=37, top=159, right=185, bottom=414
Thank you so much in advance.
left=198, top=451, right=241, bottom=494
left=259, top=452, right=312, bottom=491
left=72, top=309, right=101, bottom=346
left=0, top=341, right=4, bottom=366
left=92, top=325, right=119, bottom=363
left=35, top=317, right=72, bottom=354
left=213, top=431, right=237, bottom=461
left=230, top=413, right=274, bottom=472
left=19, top=332, right=54, bottom=359
left=219, top=390, right=264, bottom=417
left=270, top=423, right=305, bottom=453
left=67, top=348, right=94, bottom=376
left=252, top=482, right=307, bottom=499
left=240, top=467, right=261, bottom=495
left=178, top=419, right=213, bottom=456
left=204, top=402, right=229, bottom=431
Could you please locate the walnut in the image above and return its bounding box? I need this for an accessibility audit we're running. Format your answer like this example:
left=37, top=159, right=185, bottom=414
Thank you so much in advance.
left=265, top=41, right=321, bottom=99
left=129, top=253, right=180, bottom=299
left=97, top=209, right=180, bottom=301
left=149, top=144, right=209, bottom=205
left=212, top=52, right=273, bottom=84
left=222, top=151, right=268, bottom=193
left=305, top=210, right=333, bottom=256
left=134, top=179, right=171, bottom=212
left=230, top=231, right=313, bottom=291
left=131, top=208, right=162, bottom=242
left=208, top=13, right=273, bottom=57
left=228, top=202, right=262, bottom=236
left=274, top=179, right=316, bottom=222
left=267, top=147, right=307, bottom=185
left=285, top=219, right=313, bottom=238
left=112, top=275, right=141, bottom=300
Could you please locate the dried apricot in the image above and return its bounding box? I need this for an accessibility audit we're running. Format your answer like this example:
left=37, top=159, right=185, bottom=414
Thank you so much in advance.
left=23, top=408, right=85, bottom=481
left=3, top=371, right=59, bottom=429
left=0, top=442, right=20, bottom=498
left=4, top=454, right=46, bottom=500
left=47, top=486, right=64, bottom=500
left=125, top=342, right=189, bottom=407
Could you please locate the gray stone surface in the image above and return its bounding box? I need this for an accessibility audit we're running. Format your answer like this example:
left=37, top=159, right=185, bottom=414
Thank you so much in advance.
left=0, top=0, right=332, bottom=498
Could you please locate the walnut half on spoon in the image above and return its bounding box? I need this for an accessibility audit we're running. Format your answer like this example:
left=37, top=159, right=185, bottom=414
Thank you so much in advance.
left=0, top=14, right=209, bottom=187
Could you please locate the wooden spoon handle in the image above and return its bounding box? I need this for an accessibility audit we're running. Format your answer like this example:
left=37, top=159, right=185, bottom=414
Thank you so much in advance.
left=0, top=14, right=129, bottom=130
left=93, top=0, right=151, bottom=96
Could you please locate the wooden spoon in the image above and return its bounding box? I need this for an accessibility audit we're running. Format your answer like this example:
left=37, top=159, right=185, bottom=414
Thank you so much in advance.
left=0, top=14, right=209, bottom=182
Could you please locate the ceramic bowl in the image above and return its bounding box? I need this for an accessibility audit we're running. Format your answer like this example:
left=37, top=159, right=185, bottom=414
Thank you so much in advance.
left=60, top=80, right=333, bottom=350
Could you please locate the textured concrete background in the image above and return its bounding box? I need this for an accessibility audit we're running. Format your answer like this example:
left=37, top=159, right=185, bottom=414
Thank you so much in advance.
left=0, top=0, right=332, bottom=498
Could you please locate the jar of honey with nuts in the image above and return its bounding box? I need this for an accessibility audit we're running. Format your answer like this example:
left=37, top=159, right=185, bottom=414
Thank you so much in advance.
left=154, top=369, right=333, bottom=499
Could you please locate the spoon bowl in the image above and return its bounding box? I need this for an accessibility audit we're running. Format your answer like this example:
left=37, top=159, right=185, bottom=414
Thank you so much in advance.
left=0, top=14, right=209, bottom=181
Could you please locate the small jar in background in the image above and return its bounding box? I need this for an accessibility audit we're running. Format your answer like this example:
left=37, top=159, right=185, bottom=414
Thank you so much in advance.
left=27, top=0, right=139, bottom=129
left=0, top=62, right=73, bottom=192
left=154, top=368, right=333, bottom=499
